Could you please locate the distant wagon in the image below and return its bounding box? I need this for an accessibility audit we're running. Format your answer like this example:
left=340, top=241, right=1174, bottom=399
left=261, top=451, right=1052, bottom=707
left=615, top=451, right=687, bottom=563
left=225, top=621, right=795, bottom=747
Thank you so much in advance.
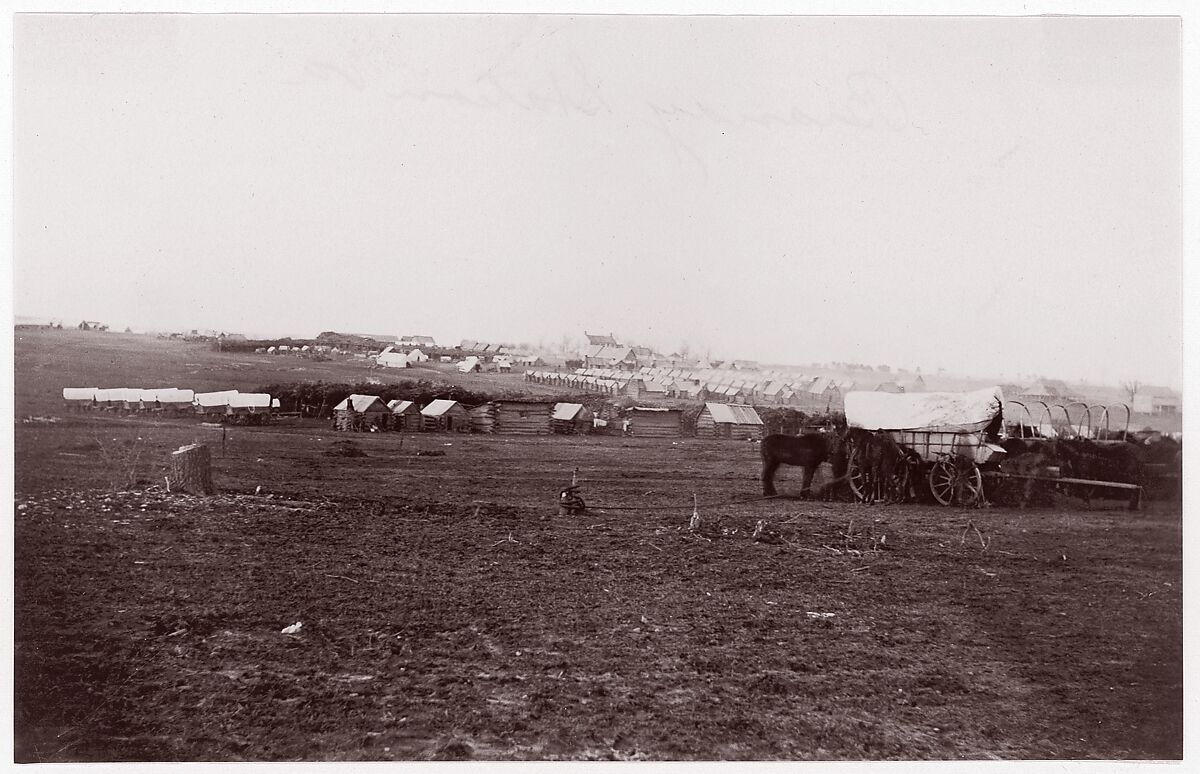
left=494, top=399, right=554, bottom=435
left=96, top=387, right=143, bottom=413
left=333, top=394, right=390, bottom=431
left=387, top=399, right=422, bottom=432
left=159, top=389, right=196, bottom=414
left=421, top=399, right=471, bottom=432
left=62, top=387, right=99, bottom=411
left=551, top=402, right=593, bottom=434
left=626, top=407, right=684, bottom=438
left=697, top=402, right=764, bottom=440
left=138, top=387, right=193, bottom=413
left=194, top=390, right=240, bottom=417
left=92, top=388, right=119, bottom=411
left=137, top=388, right=167, bottom=412
left=227, top=393, right=273, bottom=425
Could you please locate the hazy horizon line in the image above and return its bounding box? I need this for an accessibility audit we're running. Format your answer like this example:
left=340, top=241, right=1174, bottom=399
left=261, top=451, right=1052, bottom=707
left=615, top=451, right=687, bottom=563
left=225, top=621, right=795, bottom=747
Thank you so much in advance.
left=14, top=310, right=1179, bottom=393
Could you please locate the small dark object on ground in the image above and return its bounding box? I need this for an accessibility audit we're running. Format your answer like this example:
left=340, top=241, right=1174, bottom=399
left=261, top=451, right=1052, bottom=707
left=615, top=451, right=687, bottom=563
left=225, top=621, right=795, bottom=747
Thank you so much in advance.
left=559, top=485, right=586, bottom=515
left=415, top=449, right=446, bottom=457
left=432, top=739, right=474, bottom=760
left=753, top=519, right=783, bottom=544
left=325, top=441, right=367, bottom=458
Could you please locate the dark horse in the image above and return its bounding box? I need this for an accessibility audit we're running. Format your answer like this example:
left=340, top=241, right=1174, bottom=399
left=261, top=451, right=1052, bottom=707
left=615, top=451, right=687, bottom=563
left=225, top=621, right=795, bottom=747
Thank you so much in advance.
left=761, top=431, right=849, bottom=497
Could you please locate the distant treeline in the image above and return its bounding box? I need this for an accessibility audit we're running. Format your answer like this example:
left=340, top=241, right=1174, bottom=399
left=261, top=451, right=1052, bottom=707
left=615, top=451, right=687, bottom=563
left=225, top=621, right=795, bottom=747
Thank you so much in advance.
left=213, top=331, right=405, bottom=354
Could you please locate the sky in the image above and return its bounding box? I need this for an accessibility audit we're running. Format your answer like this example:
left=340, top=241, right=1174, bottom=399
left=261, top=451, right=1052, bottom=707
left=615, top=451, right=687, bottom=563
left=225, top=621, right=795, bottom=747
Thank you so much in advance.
left=13, top=11, right=1184, bottom=387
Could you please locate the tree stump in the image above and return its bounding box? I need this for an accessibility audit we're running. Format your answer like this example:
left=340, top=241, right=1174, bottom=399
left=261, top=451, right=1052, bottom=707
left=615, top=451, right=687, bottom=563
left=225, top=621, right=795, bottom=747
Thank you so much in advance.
left=168, top=443, right=216, bottom=495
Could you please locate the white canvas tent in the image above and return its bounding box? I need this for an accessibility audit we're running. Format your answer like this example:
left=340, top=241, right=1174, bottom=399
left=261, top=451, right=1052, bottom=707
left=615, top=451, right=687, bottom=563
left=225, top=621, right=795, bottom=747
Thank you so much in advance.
left=376, top=347, right=409, bottom=368
left=844, top=386, right=1004, bottom=433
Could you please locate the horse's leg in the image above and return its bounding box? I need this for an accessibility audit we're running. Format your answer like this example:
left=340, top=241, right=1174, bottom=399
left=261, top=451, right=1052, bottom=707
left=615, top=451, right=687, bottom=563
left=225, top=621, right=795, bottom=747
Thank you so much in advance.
left=799, top=463, right=816, bottom=498
left=762, top=458, right=780, bottom=496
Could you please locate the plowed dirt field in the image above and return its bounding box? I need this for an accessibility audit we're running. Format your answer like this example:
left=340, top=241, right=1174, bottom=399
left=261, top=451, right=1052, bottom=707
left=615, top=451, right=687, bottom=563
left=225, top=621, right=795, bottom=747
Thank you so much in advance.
left=13, top=416, right=1182, bottom=761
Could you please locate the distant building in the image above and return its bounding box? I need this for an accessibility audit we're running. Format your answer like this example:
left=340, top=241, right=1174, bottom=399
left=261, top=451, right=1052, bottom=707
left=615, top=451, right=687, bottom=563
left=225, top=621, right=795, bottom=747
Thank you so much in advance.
left=421, top=399, right=471, bottom=432
left=349, top=333, right=398, bottom=344
left=551, top=403, right=594, bottom=434
left=905, top=375, right=927, bottom=392
left=585, top=332, right=620, bottom=346
left=585, top=345, right=637, bottom=370
left=14, top=315, right=61, bottom=329
left=333, top=394, right=390, bottom=431
left=1132, top=386, right=1181, bottom=415
left=626, top=407, right=683, bottom=438
left=387, top=399, right=422, bottom=432
left=1019, top=380, right=1079, bottom=403
left=494, top=399, right=555, bottom=435
left=696, top=403, right=764, bottom=440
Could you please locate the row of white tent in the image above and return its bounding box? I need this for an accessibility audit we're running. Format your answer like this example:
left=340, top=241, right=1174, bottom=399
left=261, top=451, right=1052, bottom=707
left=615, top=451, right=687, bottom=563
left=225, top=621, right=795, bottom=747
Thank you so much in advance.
left=525, top=370, right=630, bottom=395
left=615, top=366, right=848, bottom=396
left=62, top=387, right=277, bottom=410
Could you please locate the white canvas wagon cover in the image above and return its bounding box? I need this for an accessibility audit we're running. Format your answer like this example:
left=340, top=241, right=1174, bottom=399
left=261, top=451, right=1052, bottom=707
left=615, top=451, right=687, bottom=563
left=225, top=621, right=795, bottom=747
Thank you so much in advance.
left=194, top=390, right=239, bottom=407
left=96, top=388, right=143, bottom=403
left=63, top=387, right=99, bottom=401
left=844, top=386, right=1004, bottom=432
left=155, top=388, right=195, bottom=404
left=228, top=393, right=272, bottom=409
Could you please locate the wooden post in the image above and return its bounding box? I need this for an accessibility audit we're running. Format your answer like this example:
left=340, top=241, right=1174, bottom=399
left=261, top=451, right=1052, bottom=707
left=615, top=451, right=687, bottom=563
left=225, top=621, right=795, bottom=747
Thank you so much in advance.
left=169, top=444, right=216, bottom=495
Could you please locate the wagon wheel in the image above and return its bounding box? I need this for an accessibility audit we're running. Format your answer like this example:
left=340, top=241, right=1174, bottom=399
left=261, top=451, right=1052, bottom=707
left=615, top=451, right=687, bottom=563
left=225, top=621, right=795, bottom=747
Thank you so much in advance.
left=928, top=458, right=985, bottom=506
left=847, top=443, right=869, bottom=502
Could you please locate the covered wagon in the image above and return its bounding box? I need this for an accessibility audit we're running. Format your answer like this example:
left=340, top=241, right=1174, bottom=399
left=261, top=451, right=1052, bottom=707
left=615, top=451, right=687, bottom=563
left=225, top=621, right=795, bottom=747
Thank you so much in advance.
left=843, top=386, right=1007, bottom=506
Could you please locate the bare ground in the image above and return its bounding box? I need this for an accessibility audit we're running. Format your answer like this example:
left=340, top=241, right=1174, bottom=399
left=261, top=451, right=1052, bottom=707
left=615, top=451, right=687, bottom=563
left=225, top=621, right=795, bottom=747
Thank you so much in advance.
left=13, top=417, right=1182, bottom=761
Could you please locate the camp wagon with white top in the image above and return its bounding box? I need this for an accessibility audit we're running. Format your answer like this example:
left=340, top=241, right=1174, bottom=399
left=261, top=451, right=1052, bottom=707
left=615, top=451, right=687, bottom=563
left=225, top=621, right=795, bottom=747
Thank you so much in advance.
left=843, top=386, right=1008, bottom=506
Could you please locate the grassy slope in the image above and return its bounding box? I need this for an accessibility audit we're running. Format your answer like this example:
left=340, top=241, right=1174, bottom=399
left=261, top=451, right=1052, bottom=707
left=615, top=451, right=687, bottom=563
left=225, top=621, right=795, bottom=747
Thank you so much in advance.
left=14, top=329, right=581, bottom=417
